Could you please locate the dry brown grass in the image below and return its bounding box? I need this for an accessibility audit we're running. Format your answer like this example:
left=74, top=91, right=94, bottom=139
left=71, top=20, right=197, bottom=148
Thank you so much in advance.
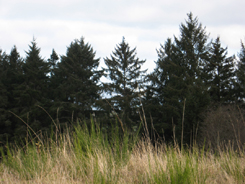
left=1, top=135, right=245, bottom=184
left=1, top=111, right=245, bottom=184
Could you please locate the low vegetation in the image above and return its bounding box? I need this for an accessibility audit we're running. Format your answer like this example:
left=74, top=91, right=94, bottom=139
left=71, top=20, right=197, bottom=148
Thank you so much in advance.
left=1, top=118, right=245, bottom=184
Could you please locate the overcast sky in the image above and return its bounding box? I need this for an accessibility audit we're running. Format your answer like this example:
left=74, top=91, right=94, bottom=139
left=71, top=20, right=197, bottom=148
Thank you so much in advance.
left=1, top=0, right=245, bottom=73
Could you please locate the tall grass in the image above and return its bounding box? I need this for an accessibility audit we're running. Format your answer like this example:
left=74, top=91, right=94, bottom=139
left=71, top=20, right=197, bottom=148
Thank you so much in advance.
left=1, top=118, right=245, bottom=183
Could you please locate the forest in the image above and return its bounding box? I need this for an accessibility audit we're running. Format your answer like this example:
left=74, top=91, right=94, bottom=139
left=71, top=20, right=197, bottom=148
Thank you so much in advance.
left=1, top=12, right=245, bottom=148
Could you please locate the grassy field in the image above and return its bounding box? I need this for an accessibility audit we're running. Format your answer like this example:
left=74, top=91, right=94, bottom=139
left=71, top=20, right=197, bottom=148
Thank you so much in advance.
left=1, top=119, right=245, bottom=184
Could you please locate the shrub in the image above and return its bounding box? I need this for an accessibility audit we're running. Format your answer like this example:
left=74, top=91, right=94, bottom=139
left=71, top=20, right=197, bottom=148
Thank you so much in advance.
left=199, top=104, right=245, bottom=151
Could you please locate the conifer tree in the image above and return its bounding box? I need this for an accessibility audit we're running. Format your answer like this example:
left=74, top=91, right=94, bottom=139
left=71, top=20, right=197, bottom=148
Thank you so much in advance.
left=47, top=49, right=59, bottom=114
left=48, top=49, right=59, bottom=77
left=148, top=13, right=211, bottom=142
left=103, top=37, right=147, bottom=127
left=145, top=38, right=185, bottom=139
left=53, top=37, right=103, bottom=121
left=172, top=13, right=211, bottom=143
left=14, top=39, right=50, bottom=140
left=0, top=50, right=9, bottom=143
left=235, top=41, right=245, bottom=102
left=4, top=46, right=24, bottom=142
left=22, top=39, right=50, bottom=107
left=207, top=37, right=235, bottom=103
left=6, top=46, right=24, bottom=112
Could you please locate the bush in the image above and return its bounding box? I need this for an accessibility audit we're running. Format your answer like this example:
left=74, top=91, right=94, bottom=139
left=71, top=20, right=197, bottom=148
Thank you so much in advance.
left=199, top=104, right=245, bottom=151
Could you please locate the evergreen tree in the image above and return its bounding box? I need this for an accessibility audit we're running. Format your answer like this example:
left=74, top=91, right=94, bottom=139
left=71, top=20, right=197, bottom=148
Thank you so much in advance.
left=145, top=38, right=185, bottom=139
left=207, top=37, right=235, bottom=103
left=4, top=46, right=24, bottom=143
left=0, top=50, right=9, bottom=143
left=6, top=46, right=24, bottom=112
left=47, top=49, right=59, bottom=115
left=235, top=41, right=245, bottom=102
left=103, top=37, right=147, bottom=127
left=14, top=39, right=50, bottom=140
left=148, top=13, right=211, bottom=143
left=172, top=12, right=211, bottom=143
left=22, top=39, right=50, bottom=107
left=48, top=49, right=59, bottom=77
left=52, top=37, right=103, bottom=121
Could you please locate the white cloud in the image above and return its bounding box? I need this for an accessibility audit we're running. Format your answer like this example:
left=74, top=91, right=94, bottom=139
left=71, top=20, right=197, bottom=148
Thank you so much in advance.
left=208, top=25, right=245, bottom=56
left=0, top=18, right=179, bottom=72
left=0, top=0, right=244, bottom=73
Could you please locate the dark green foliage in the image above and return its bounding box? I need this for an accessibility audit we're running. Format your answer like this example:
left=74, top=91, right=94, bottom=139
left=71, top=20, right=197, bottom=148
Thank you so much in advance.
left=4, top=46, right=24, bottom=143
left=206, top=37, right=235, bottom=103
left=0, top=46, right=26, bottom=144
left=235, top=41, right=245, bottom=102
left=146, top=13, right=211, bottom=142
left=0, top=50, right=9, bottom=143
left=46, top=49, right=59, bottom=115
left=103, top=37, right=147, bottom=127
left=145, top=38, right=184, bottom=138
left=21, top=39, right=50, bottom=108
left=51, top=37, right=103, bottom=122
left=13, top=39, right=50, bottom=141
left=48, top=49, right=59, bottom=77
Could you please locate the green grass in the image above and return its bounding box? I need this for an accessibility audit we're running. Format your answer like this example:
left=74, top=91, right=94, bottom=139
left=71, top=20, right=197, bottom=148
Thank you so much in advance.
left=1, top=118, right=245, bottom=183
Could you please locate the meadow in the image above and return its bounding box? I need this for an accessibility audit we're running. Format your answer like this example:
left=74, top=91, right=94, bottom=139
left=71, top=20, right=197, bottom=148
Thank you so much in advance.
left=1, top=118, right=245, bottom=184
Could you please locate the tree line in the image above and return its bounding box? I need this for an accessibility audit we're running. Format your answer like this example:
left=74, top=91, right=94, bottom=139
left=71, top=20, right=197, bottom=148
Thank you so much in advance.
left=1, top=12, right=245, bottom=145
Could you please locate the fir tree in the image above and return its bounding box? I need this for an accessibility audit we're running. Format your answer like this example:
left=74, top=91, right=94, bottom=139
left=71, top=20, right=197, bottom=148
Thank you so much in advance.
left=22, top=39, right=50, bottom=107
left=4, top=46, right=24, bottom=143
left=235, top=41, right=245, bottom=102
left=172, top=12, right=211, bottom=143
left=48, top=49, right=59, bottom=77
left=6, top=46, right=24, bottom=112
left=148, top=13, right=211, bottom=142
left=0, top=50, right=9, bottom=143
left=14, top=39, right=50, bottom=140
left=207, top=37, right=235, bottom=103
left=53, top=37, right=103, bottom=121
left=47, top=49, right=59, bottom=113
left=103, top=37, right=147, bottom=127
left=145, top=38, right=185, bottom=139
